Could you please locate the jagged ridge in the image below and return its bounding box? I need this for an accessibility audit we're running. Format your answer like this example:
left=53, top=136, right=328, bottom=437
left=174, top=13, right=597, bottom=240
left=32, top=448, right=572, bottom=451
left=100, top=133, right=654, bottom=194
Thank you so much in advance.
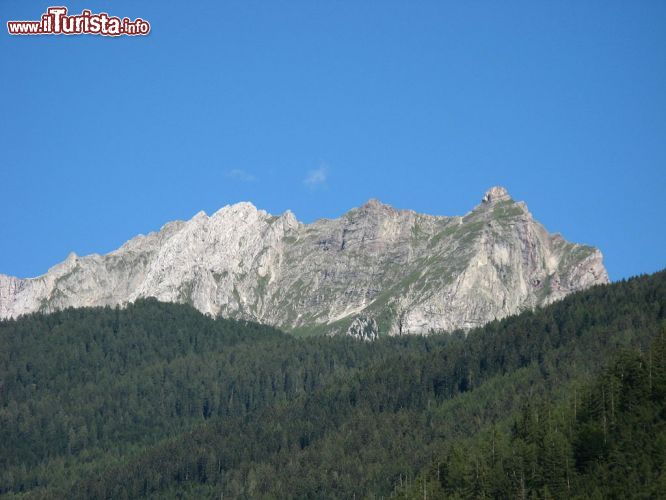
left=0, top=187, right=608, bottom=337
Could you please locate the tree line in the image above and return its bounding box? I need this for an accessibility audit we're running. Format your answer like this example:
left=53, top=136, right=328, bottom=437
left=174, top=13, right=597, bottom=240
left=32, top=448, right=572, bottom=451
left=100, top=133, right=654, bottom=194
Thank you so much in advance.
left=0, top=270, right=664, bottom=498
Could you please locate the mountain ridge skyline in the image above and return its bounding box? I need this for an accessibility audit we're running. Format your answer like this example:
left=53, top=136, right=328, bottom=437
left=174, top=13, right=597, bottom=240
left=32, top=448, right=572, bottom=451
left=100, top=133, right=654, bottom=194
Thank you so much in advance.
left=5, top=186, right=603, bottom=279
left=0, top=186, right=609, bottom=338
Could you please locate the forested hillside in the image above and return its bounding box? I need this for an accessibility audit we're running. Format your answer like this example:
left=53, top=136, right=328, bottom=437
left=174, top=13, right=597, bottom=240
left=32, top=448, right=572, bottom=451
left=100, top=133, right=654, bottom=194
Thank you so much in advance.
left=397, top=331, right=666, bottom=499
left=1, top=271, right=664, bottom=498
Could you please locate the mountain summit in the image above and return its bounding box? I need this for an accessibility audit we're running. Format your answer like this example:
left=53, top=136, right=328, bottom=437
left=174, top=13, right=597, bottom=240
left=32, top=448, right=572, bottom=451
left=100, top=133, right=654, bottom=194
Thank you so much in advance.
left=482, top=186, right=512, bottom=203
left=0, top=188, right=608, bottom=336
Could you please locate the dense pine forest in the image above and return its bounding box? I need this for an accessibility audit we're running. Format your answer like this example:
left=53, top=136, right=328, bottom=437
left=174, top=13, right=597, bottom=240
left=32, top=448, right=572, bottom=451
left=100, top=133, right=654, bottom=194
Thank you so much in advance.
left=1, top=271, right=664, bottom=498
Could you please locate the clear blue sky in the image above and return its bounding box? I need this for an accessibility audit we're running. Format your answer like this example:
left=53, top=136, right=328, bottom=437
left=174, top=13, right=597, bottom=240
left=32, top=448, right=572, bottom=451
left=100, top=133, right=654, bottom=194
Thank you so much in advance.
left=1, top=1, right=664, bottom=281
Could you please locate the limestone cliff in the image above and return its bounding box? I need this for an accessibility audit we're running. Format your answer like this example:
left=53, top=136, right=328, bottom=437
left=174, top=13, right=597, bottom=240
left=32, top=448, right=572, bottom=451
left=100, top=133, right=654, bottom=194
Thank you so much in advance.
left=0, top=187, right=608, bottom=336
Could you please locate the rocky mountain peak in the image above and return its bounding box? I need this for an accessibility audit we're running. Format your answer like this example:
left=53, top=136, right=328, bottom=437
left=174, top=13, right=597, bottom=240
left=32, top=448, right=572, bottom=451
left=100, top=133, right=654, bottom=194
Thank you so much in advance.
left=192, top=210, right=208, bottom=221
left=482, top=186, right=512, bottom=204
left=279, top=209, right=299, bottom=227
left=212, top=201, right=263, bottom=219
left=355, top=198, right=399, bottom=218
left=363, top=198, right=386, bottom=209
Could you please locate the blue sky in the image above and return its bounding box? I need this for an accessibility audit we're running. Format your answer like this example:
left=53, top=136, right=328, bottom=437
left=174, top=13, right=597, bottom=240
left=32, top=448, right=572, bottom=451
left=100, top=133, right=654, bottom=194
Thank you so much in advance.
left=1, top=1, right=664, bottom=281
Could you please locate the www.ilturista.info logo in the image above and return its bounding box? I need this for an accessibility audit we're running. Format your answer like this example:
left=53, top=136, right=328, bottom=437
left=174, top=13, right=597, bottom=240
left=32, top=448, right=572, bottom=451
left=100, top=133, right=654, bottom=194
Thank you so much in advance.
left=7, top=7, right=150, bottom=36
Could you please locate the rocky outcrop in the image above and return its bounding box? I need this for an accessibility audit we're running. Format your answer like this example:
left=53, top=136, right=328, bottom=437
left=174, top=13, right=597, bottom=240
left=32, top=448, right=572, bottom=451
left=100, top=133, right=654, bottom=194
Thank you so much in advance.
left=0, top=187, right=609, bottom=336
left=346, top=316, right=379, bottom=341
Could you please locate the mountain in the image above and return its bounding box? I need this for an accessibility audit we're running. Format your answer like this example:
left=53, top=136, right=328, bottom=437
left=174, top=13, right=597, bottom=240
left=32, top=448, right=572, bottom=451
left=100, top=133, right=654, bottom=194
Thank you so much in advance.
left=0, top=187, right=608, bottom=336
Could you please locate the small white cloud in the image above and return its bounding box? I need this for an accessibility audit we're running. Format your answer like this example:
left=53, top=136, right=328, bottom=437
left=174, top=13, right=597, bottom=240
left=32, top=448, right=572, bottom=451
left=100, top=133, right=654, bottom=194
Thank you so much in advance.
left=304, top=165, right=328, bottom=189
left=225, top=169, right=256, bottom=182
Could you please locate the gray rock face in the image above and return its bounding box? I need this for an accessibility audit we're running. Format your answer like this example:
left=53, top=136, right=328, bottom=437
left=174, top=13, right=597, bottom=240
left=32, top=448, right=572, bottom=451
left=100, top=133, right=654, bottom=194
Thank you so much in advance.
left=346, top=316, right=379, bottom=341
left=0, top=187, right=608, bottom=336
